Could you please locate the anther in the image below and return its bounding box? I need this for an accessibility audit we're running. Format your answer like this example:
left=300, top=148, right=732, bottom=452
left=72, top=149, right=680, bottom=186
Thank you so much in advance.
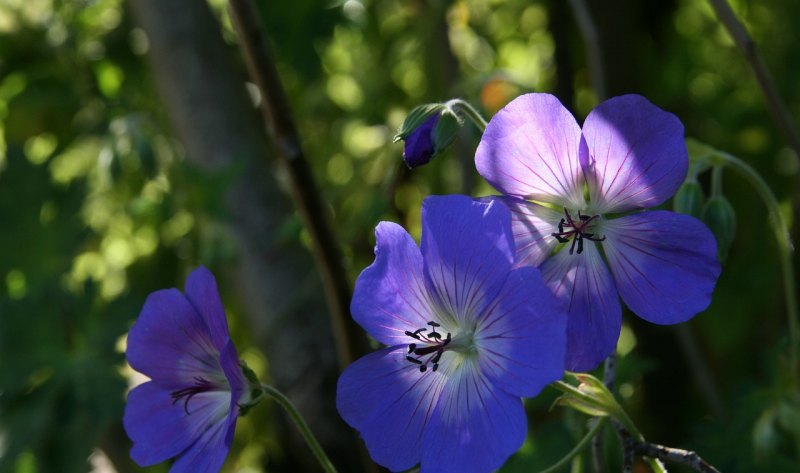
left=404, top=320, right=452, bottom=373
left=551, top=208, right=605, bottom=255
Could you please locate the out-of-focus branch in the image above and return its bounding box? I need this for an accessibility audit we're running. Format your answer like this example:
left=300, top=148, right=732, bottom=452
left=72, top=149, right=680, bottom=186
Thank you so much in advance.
left=708, top=0, right=800, bottom=158
left=567, top=0, right=607, bottom=101
left=227, top=0, right=368, bottom=369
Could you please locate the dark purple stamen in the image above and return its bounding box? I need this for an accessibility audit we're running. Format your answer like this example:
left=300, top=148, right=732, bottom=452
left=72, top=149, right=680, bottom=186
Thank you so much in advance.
left=405, top=321, right=452, bottom=372
left=551, top=208, right=606, bottom=255
left=170, top=376, right=217, bottom=415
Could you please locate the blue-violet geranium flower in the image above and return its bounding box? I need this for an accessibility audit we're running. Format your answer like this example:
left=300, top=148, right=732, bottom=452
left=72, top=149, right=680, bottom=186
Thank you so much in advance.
left=337, top=194, right=567, bottom=473
left=475, top=93, right=721, bottom=372
left=123, top=266, right=248, bottom=473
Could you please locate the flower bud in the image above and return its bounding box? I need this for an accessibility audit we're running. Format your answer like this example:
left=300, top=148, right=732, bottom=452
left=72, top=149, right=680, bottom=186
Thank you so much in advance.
left=401, top=114, right=438, bottom=168
left=394, top=103, right=463, bottom=169
left=673, top=180, right=705, bottom=218
left=702, top=195, right=736, bottom=262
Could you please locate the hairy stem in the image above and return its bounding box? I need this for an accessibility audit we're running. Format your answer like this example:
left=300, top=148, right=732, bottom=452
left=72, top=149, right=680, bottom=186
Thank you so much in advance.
left=718, top=151, right=798, bottom=387
left=447, top=98, right=488, bottom=131
left=536, top=417, right=608, bottom=473
left=261, top=384, right=339, bottom=473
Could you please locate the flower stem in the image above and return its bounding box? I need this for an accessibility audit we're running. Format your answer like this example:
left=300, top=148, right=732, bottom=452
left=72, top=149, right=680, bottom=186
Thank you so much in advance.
left=535, top=417, right=607, bottom=473
left=710, top=164, right=724, bottom=198
left=446, top=98, right=488, bottom=132
left=717, top=151, right=799, bottom=388
left=261, top=384, right=339, bottom=473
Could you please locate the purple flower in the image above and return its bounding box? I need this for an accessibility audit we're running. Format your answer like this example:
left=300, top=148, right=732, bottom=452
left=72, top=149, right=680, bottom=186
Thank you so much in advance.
left=475, top=93, right=721, bottom=371
left=402, top=114, right=439, bottom=168
left=123, top=266, right=247, bottom=473
left=337, top=195, right=566, bottom=473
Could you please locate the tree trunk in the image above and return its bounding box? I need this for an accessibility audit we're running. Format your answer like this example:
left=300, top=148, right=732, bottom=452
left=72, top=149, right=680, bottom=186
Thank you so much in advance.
left=123, top=0, right=363, bottom=470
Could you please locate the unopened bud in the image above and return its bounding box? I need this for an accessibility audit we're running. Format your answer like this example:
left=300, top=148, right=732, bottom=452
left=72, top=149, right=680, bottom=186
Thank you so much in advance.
left=702, top=195, right=736, bottom=262
left=673, top=180, right=705, bottom=218
left=394, top=103, right=462, bottom=169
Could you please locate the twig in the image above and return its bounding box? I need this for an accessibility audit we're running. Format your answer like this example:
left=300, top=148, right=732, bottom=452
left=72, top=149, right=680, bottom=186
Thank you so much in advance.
left=567, top=0, right=607, bottom=101
left=615, top=423, right=721, bottom=473
left=707, top=0, right=800, bottom=158
left=227, top=0, right=367, bottom=368
left=632, top=441, right=721, bottom=473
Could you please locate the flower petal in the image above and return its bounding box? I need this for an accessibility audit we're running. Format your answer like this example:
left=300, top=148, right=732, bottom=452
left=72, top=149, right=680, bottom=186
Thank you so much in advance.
left=351, top=221, right=433, bottom=346
left=218, top=341, right=246, bottom=441
left=168, top=408, right=233, bottom=473
left=580, top=94, right=688, bottom=213
left=476, top=266, right=566, bottom=397
left=403, top=115, right=438, bottom=168
left=184, top=266, right=231, bottom=350
left=336, top=347, right=447, bottom=472
left=481, top=196, right=563, bottom=268
left=476, top=93, right=585, bottom=208
left=602, top=210, right=721, bottom=324
left=420, top=195, right=514, bottom=326
left=123, top=382, right=230, bottom=467
left=421, top=361, right=526, bottom=473
left=541, top=244, right=622, bottom=372
left=126, top=289, right=221, bottom=386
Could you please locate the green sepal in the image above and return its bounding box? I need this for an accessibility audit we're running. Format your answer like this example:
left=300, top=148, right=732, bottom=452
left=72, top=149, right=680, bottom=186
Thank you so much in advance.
left=673, top=180, right=705, bottom=218
left=702, top=194, right=737, bottom=262
left=393, top=103, right=445, bottom=142
left=554, top=373, right=638, bottom=434
left=239, top=359, right=260, bottom=384
left=432, top=109, right=462, bottom=154
left=236, top=359, right=265, bottom=416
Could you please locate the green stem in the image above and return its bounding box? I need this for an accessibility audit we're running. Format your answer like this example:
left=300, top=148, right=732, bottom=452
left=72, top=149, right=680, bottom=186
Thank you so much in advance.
left=261, top=384, right=339, bottom=473
left=446, top=98, right=488, bottom=132
left=717, top=151, right=799, bottom=388
left=710, top=165, right=724, bottom=198
left=536, top=417, right=608, bottom=473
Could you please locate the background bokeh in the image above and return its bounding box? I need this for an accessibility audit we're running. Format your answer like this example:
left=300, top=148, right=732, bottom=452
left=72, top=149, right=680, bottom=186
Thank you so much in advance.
left=1, top=0, right=799, bottom=472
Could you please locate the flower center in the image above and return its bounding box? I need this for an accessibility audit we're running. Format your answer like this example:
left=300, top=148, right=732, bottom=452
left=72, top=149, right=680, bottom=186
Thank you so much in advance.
left=404, top=321, right=452, bottom=373
left=170, top=376, right=219, bottom=414
left=551, top=207, right=606, bottom=255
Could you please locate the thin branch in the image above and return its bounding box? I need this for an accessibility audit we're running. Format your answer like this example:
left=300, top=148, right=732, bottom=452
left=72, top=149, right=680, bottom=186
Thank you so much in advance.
left=227, top=0, right=367, bottom=368
left=567, top=0, right=607, bottom=101
left=708, top=0, right=800, bottom=158
left=616, top=423, right=720, bottom=473
left=632, top=441, right=721, bottom=473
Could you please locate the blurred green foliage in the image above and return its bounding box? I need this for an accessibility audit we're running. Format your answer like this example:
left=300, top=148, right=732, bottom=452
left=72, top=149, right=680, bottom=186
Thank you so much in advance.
left=1, top=0, right=799, bottom=472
